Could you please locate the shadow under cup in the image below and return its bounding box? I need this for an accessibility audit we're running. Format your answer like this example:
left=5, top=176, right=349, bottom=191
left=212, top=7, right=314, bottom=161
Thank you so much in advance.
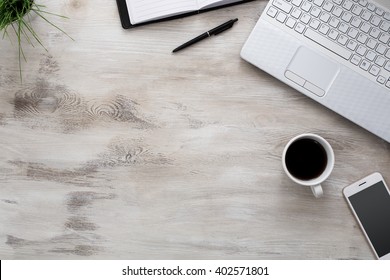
left=282, top=134, right=335, bottom=196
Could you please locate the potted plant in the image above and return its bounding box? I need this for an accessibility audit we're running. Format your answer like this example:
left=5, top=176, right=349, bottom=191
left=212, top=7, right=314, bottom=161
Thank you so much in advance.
left=0, top=0, right=72, bottom=81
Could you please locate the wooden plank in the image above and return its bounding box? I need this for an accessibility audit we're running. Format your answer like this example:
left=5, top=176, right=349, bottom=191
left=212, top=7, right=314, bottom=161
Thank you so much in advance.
left=0, top=0, right=389, bottom=259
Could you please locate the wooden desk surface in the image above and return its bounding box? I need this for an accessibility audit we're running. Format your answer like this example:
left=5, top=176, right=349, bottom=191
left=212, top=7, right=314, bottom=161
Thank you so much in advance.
left=1, top=0, right=389, bottom=259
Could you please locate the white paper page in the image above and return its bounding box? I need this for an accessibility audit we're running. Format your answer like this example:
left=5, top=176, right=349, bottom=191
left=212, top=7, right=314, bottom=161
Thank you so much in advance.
left=197, top=0, right=221, bottom=8
left=126, top=0, right=198, bottom=24
left=197, top=0, right=242, bottom=9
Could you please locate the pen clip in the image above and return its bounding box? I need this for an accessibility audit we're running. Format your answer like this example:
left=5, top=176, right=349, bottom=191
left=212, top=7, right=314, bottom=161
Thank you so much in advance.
left=209, top=19, right=237, bottom=35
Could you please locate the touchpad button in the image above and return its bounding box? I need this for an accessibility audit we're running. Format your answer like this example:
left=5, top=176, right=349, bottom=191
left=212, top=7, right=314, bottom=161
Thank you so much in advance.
left=285, top=46, right=340, bottom=97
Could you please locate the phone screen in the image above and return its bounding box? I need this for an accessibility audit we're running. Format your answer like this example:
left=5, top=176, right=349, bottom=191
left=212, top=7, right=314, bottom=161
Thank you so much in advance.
left=348, top=181, right=390, bottom=258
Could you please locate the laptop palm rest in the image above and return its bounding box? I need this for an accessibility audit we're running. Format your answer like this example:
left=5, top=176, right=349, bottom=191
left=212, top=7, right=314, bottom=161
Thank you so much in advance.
left=285, top=47, right=340, bottom=97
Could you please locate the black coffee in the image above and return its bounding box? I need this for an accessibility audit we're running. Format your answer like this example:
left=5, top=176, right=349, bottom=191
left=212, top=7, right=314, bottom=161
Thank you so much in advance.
left=285, top=138, right=328, bottom=180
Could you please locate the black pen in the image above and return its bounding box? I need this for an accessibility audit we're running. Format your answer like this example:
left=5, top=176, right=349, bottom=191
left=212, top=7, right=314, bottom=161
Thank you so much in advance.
left=172, top=18, right=238, bottom=53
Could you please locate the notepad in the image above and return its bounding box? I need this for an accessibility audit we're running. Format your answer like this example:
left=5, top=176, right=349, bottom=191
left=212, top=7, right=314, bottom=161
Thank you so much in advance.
left=117, top=0, right=254, bottom=28
left=126, top=0, right=243, bottom=24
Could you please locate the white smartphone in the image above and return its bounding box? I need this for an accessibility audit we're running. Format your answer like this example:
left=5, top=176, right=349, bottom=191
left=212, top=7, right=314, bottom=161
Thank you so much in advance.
left=343, top=172, right=390, bottom=260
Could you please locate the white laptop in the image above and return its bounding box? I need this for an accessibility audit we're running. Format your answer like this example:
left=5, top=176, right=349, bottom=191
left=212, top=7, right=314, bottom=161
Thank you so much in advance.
left=241, top=0, right=390, bottom=142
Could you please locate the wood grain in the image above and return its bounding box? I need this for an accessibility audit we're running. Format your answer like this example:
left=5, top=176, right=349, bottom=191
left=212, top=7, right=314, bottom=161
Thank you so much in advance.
left=0, top=0, right=389, bottom=259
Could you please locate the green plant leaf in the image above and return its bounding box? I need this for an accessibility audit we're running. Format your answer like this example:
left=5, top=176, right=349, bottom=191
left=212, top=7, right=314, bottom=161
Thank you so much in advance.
left=33, top=9, right=74, bottom=41
left=1, top=0, right=73, bottom=82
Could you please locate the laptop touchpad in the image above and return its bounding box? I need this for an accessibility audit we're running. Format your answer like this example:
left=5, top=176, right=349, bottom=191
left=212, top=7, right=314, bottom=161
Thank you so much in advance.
left=285, top=46, right=340, bottom=97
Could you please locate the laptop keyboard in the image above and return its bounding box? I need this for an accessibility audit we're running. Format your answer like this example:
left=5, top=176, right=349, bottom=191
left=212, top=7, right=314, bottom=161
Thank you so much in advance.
left=267, top=0, right=390, bottom=89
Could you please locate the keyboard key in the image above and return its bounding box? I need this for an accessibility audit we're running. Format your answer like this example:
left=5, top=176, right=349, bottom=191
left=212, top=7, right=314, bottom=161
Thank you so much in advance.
left=339, top=22, right=349, bottom=33
left=338, top=34, right=348, bottom=45
left=370, top=16, right=381, bottom=27
left=342, top=12, right=353, bottom=22
left=360, top=22, right=371, bottom=33
left=311, top=7, right=321, bottom=17
left=352, top=4, right=363, bottom=16
left=273, top=0, right=293, bottom=13
left=304, top=28, right=352, bottom=59
left=267, top=7, right=279, bottom=18
left=380, top=21, right=390, bottom=32
left=377, top=75, right=386, bottom=84
left=356, top=45, right=367, bottom=56
left=347, top=28, right=358, bottom=38
left=379, top=33, right=390, bottom=44
left=376, top=44, right=386, bottom=55
left=328, top=29, right=339, bottom=39
left=302, top=2, right=312, bottom=12
left=357, top=33, right=368, bottom=44
left=361, top=10, right=372, bottom=21
left=366, top=50, right=376, bottom=61
left=310, top=19, right=321, bottom=29
left=286, top=18, right=297, bottom=28
left=360, top=60, right=370, bottom=71
left=319, top=24, right=330, bottom=34
left=332, top=6, right=343, bottom=17
left=351, top=17, right=362, bottom=28
left=276, top=12, right=287, bottom=23
left=369, top=65, right=380, bottom=76
left=375, top=56, right=386, bottom=67
left=375, top=8, right=384, bottom=16
left=292, top=0, right=303, bottom=6
left=295, top=22, right=306, bottom=33
left=301, top=14, right=311, bottom=24
left=369, top=28, right=380, bottom=39
left=384, top=61, right=390, bottom=72
left=386, top=81, right=390, bottom=89
left=323, top=1, right=334, bottom=12
left=320, top=12, right=331, bottom=22
left=342, top=0, right=353, bottom=10
left=385, top=12, right=390, bottom=21
left=358, top=0, right=368, bottom=8
left=291, top=8, right=302, bottom=19
left=314, top=0, right=324, bottom=6
left=329, top=17, right=340, bottom=28
left=347, top=40, right=358, bottom=50
left=333, top=0, right=342, bottom=5
left=385, top=49, right=390, bottom=59
left=351, top=54, right=362, bottom=65
left=367, top=3, right=376, bottom=12
left=366, top=38, right=377, bottom=49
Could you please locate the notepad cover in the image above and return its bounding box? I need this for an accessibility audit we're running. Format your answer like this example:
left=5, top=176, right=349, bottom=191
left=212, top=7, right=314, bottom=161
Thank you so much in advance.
left=116, top=0, right=256, bottom=29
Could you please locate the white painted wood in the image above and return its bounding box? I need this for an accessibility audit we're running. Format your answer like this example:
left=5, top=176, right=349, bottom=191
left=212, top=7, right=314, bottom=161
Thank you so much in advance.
left=0, top=0, right=389, bottom=259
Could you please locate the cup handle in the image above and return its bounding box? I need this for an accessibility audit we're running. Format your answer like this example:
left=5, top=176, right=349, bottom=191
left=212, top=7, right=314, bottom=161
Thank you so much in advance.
left=310, top=184, right=323, bottom=198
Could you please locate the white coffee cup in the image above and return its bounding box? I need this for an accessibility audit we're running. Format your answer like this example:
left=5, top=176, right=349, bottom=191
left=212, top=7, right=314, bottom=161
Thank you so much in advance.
left=282, top=134, right=335, bottom=198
